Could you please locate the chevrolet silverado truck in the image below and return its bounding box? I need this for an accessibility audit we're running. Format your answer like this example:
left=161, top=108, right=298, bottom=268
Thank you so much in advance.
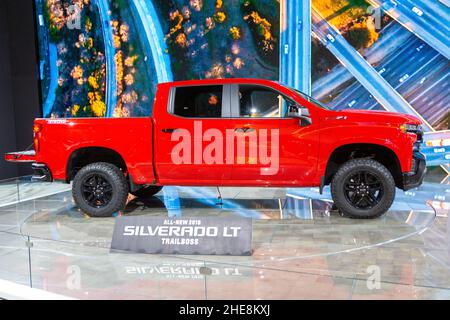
left=5, top=79, right=426, bottom=218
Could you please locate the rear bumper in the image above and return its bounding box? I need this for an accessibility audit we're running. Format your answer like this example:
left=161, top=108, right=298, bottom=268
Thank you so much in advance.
left=31, top=163, right=52, bottom=182
left=402, top=151, right=426, bottom=191
left=4, top=150, right=36, bottom=163
left=4, top=151, right=52, bottom=182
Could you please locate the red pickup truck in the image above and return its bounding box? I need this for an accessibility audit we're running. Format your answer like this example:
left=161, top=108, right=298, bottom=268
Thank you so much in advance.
left=5, top=78, right=425, bottom=218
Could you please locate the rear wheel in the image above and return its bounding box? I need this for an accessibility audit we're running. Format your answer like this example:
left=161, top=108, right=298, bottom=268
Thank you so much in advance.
left=72, top=162, right=129, bottom=217
left=131, top=186, right=163, bottom=198
left=331, top=159, right=395, bottom=219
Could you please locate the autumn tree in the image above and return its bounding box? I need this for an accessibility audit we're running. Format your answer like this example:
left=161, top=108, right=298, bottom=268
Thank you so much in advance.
left=345, top=21, right=378, bottom=50
left=214, top=12, right=227, bottom=23
left=229, top=27, right=241, bottom=40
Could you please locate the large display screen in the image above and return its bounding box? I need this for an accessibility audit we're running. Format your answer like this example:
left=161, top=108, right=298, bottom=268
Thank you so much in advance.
left=34, top=0, right=449, bottom=165
left=35, top=0, right=280, bottom=118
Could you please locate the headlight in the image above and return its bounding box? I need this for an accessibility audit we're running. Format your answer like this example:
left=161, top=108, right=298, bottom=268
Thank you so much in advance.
left=400, top=123, right=419, bottom=133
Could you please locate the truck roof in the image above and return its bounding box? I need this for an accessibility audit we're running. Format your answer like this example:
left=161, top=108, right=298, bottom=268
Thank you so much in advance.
left=158, top=78, right=280, bottom=88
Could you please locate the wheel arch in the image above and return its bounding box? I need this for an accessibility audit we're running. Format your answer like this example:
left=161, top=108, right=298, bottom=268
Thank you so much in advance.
left=324, top=143, right=403, bottom=189
left=66, top=147, right=127, bottom=182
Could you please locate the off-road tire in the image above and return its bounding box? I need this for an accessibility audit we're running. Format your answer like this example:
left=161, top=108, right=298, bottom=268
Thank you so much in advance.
left=331, top=158, right=395, bottom=219
left=72, top=162, right=129, bottom=217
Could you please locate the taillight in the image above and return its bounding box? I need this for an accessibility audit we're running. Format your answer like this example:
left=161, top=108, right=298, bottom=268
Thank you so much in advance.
left=33, top=123, right=42, bottom=134
left=33, top=123, right=42, bottom=152
left=34, top=137, right=40, bottom=152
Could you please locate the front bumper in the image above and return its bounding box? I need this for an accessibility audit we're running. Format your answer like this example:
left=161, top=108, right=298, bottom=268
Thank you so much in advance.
left=402, top=151, right=426, bottom=191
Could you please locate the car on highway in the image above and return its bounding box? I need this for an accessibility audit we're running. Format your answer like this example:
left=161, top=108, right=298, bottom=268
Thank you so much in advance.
left=326, top=34, right=335, bottom=43
left=412, top=6, right=424, bottom=16
left=384, top=0, right=398, bottom=9
left=416, top=44, right=425, bottom=52
left=38, top=14, right=44, bottom=27
left=5, top=79, right=426, bottom=219
left=378, top=68, right=386, bottom=75
left=399, top=74, right=410, bottom=83
left=347, top=100, right=356, bottom=107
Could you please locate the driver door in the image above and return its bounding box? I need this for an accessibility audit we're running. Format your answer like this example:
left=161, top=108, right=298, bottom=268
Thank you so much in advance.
left=228, top=84, right=319, bottom=185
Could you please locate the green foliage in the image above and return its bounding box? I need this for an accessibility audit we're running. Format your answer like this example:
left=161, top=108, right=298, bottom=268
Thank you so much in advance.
left=312, top=0, right=369, bottom=29
left=344, top=21, right=378, bottom=49
left=48, top=25, right=63, bottom=43
left=240, top=0, right=279, bottom=66
left=349, top=0, right=369, bottom=8
left=43, top=0, right=107, bottom=117
left=345, top=26, right=371, bottom=48
left=256, top=24, right=266, bottom=37
left=43, top=0, right=62, bottom=43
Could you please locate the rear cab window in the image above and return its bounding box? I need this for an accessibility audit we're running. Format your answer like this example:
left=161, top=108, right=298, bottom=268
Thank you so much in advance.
left=171, top=85, right=225, bottom=118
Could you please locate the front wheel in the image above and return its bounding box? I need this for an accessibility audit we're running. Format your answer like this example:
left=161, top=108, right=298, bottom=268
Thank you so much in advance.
left=331, top=159, right=395, bottom=219
left=72, top=162, right=129, bottom=217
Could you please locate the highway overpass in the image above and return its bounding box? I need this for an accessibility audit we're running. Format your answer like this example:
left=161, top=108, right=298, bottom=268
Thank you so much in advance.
left=95, top=0, right=118, bottom=117
left=368, top=0, right=450, bottom=60
left=130, top=0, right=173, bottom=84
left=311, top=8, right=433, bottom=132
left=279, top=0, right=311, bottom=94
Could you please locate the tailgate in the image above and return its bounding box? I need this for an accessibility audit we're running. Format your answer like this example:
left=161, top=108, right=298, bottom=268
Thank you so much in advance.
left=4, top=150, right=36, bottom=163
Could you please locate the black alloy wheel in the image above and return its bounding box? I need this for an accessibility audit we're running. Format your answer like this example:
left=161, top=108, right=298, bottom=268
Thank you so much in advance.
left=72, top=162, right=129, bottom=217
left=343, top=171, right=384, bottom=209
left=81, top=173, right=113, bottom=208
left=331, top=158, right=396, bottom=219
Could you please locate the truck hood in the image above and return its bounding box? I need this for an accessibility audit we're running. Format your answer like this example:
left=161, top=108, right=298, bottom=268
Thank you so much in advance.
left=336, top=109, right=422, bottom=125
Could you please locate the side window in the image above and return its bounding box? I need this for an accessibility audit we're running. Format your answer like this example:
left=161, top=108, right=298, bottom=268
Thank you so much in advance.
left=238, top=85, right=293, bottom=118
left=173, top=85, right=223, bottom=118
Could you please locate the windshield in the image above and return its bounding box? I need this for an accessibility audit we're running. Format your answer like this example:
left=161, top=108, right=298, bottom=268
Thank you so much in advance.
left=286, top=86, right=331, bottom=110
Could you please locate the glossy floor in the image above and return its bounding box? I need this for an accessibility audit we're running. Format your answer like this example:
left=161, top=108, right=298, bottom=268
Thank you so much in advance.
left=0, top=179, right=449, bottom=299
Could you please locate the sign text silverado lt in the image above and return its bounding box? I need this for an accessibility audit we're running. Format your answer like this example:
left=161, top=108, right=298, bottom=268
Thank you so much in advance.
left=5, top=79, right=426, bottom=218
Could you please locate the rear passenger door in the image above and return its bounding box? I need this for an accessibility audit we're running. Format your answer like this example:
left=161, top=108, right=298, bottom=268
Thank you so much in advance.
left=153, top=85, right=232, bottom=185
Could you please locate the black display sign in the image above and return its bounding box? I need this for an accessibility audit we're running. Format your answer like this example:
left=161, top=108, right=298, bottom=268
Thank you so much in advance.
left=111, top=216, right=253, bottom=256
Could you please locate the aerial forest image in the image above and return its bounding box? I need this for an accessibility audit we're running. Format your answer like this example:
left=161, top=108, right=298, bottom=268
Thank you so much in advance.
left=37, top=0, right=280, bottom=118
left=36, top=0, right=448, bottom=134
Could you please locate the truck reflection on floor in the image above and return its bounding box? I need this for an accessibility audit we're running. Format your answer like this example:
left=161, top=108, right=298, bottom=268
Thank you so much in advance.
left=120, top=180, right=447, bottom=221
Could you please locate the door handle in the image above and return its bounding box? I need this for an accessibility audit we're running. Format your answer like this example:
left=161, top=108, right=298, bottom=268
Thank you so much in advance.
left=162, top=128, right=179, bottom=133
left=234, top=127, right=255, bottom=133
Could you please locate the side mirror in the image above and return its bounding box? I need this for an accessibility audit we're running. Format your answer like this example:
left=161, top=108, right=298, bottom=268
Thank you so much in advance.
left=287, top=105, right=301, bottom=118
left=287, top=105, right=310, bottom=118
left=287, top=105, right=311, bottom=126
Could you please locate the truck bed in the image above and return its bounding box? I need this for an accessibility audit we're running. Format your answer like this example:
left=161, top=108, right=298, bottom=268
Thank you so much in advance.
left=31, top=117, right=155, bottom=184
